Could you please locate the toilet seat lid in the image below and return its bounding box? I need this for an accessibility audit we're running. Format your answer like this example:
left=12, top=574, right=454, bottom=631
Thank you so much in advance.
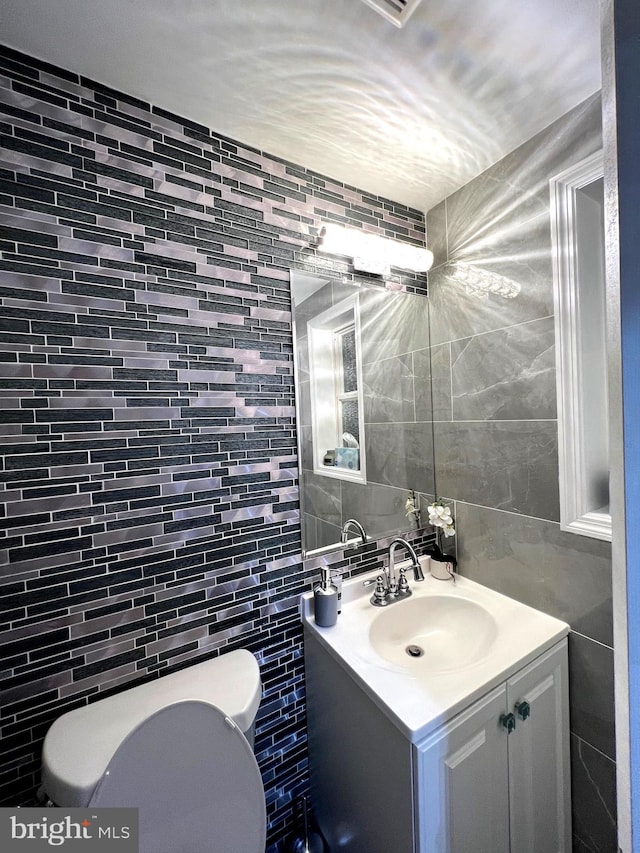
left=89, top=700, right=266, bottom=853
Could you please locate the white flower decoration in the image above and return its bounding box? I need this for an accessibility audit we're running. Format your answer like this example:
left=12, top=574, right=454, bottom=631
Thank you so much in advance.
left=427, top=500, right=455, bottom=537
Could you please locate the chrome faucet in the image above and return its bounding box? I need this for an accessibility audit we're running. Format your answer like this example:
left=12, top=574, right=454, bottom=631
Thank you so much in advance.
left=388, top=537, right=423, bottom=587
left=365, top=538, right=424, bottom=607
left=340, top=518, right=367, bottom=546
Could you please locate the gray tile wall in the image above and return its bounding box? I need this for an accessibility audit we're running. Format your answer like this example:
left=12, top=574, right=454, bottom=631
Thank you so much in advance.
left=0, top=46, right=429, bottom=851
left=426, top=92, right=617, bottom=852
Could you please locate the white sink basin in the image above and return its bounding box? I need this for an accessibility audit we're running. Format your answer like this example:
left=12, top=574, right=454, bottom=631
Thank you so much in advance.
left=369, top=594, right=498, bottom=672
left=301, top=568, right=569, bottom=743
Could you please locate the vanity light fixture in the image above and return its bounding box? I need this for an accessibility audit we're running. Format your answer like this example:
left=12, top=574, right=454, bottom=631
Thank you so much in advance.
left=317, top=223, right=433, bottom=276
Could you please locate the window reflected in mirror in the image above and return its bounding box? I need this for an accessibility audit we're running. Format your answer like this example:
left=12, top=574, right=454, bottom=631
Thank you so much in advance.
left=307, top=294, right=365, bottom=481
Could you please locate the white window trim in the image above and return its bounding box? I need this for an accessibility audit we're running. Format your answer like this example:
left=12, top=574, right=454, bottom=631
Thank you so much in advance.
left=550, top=150, right=611, bottom=542
left=307, top=295, right=367, bottom=484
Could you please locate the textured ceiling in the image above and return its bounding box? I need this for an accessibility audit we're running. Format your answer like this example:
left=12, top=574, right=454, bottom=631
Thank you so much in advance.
left=0, top=0, right=601, bottom=212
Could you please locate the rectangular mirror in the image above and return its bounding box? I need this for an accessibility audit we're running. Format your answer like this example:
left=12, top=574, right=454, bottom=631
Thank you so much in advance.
left=292, top=271, right=435, bottom=556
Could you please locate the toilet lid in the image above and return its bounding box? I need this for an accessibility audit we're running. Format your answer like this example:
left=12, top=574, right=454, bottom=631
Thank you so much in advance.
left=89, top=700, right=266, bottom=853
left=41, top=651, right=261, bottom=808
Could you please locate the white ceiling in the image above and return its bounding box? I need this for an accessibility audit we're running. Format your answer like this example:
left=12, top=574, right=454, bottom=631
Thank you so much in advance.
left=0, top=0, right=601, bottom=212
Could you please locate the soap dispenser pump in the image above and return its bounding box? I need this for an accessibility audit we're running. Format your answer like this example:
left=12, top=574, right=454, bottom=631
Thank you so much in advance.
left=313, top=567, right=338, bottom=627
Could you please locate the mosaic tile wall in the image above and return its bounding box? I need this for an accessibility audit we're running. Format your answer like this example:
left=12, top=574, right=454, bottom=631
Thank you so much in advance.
left=0, top=46, right=431, bottom=850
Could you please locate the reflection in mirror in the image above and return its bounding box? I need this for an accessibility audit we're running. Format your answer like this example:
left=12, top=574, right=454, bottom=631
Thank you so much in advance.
left=292, top=271, right=435, bottom=556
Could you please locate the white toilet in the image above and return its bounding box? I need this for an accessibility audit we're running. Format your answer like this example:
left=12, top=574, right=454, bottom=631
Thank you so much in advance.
left=40, top=649, right=266, bottom=853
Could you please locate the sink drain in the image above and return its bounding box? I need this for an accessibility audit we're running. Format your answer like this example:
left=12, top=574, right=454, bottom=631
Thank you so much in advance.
left=406, top=644, right=424, bottom=658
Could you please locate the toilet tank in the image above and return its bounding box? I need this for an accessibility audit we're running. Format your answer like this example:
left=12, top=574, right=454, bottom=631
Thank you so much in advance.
left=41, top=649, right=261, bottom=808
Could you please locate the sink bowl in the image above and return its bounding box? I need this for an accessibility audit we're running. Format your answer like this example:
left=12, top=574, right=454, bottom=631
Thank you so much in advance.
left=368, top=594, right=498, bottom=672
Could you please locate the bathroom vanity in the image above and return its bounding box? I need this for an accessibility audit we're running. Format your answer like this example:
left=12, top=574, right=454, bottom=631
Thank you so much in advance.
left=301, top=570, right=571, bottom=853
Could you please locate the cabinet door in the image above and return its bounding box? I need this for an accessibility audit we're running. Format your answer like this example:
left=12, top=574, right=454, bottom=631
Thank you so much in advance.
left=414, top=685, right=511, bottom=853
left=507, top=641, right=571, bottom=853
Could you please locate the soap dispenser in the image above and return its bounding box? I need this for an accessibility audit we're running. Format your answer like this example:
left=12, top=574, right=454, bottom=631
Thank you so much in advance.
left=313, top=567, right=338, bottom=627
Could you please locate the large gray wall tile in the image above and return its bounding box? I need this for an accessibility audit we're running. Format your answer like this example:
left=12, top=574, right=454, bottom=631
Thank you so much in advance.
left=366, top=421, right=433, bottom=493
left=435, top=420, right=560, bottom=520
left=301, top=470, right=341, bottom=527
left=455, top=502, right=612, bottom=645
left=363, top=354, right=416, bottom=424
left=360, top=288, right=430, bottom=364
left=571, top=734, right=617, bottom=853
left=451, top=316, right=557, bottom=420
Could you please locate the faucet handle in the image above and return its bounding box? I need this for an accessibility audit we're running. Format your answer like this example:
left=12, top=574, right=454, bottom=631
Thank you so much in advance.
left=397, top=568, right=411, bottom=597
left=370, top=576, right=388, bottom=606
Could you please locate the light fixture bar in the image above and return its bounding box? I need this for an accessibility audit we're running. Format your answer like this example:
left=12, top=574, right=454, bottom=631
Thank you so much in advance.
left=317, top=223, right=433, bottom=276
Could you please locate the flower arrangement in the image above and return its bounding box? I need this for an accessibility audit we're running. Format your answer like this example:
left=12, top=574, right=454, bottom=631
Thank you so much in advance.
left=427, top=499, right=455, bottom=538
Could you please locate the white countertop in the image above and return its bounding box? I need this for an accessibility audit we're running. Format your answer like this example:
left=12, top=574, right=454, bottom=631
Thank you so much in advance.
left=301, top=568, right=569, bottom=744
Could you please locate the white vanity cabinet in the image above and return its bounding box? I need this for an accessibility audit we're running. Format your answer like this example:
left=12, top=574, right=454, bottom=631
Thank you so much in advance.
left=305, top=631, right=570, bottom=853
left=414, top=641, right=570, bottom=853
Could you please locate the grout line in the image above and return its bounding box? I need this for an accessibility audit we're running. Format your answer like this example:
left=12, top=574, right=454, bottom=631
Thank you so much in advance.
left=431, top=418, right=558, bottom=424
left=570, top=629, right=614, bottom=652
left=430, top=313, right=556, bottom=346
left=454, top=498, right=561, bottom=526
